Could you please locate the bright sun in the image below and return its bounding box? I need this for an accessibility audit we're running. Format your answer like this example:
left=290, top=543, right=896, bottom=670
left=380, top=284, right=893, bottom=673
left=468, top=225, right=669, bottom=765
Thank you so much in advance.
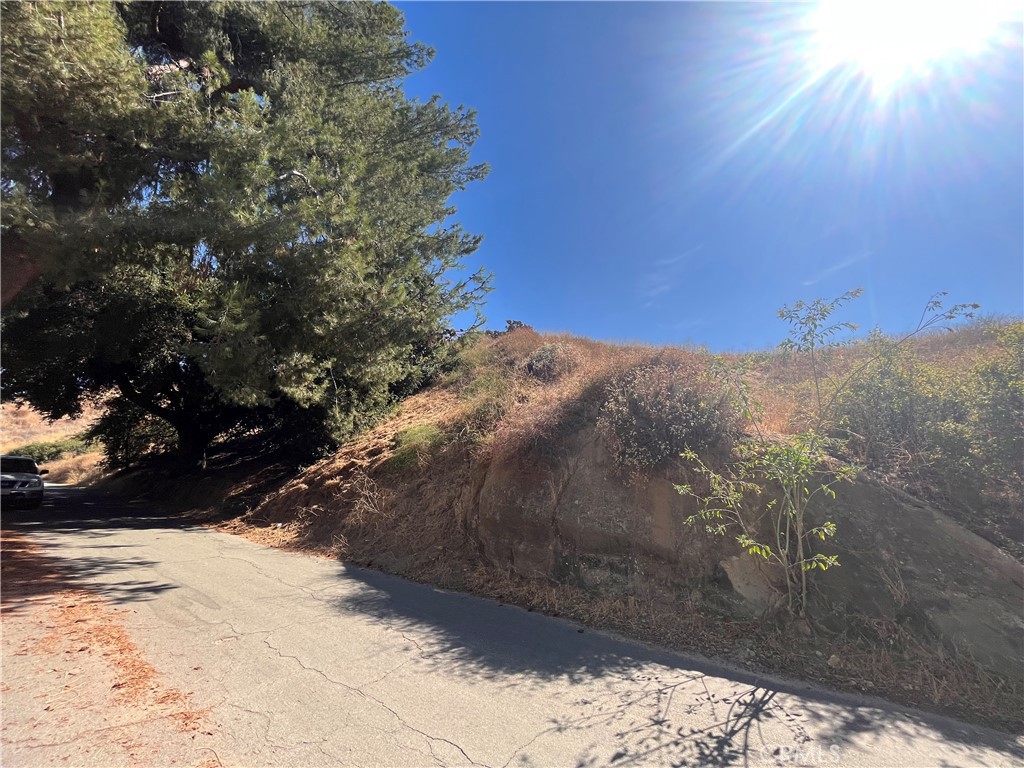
left=808, top=1, right=1017, bottom=95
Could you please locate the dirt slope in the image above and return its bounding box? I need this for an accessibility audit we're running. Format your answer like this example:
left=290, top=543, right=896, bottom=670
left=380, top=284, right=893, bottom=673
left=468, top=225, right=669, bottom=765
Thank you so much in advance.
left=217, top=328, right=1023, bottom=730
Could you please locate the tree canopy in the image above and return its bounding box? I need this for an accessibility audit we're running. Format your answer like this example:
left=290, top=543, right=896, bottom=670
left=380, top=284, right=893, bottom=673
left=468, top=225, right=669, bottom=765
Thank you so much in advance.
left=1, top=0, right=490, bottom=463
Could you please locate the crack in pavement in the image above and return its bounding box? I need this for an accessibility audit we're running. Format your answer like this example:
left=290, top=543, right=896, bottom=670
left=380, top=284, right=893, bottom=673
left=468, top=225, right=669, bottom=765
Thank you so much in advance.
left=360, top=658, right=414, bottom=688
left=223, top=701, right=279, bottom=761
left=500, top=726, right=557, bottom=768
left=398, top=629, right=427, bottom=654
left=260, top=634, right=493, bottom=767
left=214, top=552, right=346, bottom=605
left=309, top=741, right=364, bottom=767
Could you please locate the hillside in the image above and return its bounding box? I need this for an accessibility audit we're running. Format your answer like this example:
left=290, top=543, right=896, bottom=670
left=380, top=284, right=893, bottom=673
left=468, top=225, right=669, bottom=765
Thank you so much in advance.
left=0, top=403, right=105, bottom=484
left=196, top=321, right=1024, bottom=730
left=0, top=402, right=100, bottom=454
left=10, top=319, right=1017, bottom=727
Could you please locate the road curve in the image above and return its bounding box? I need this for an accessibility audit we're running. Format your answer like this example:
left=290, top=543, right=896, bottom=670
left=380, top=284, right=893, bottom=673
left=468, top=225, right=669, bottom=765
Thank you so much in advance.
left=4, top=486, right=1022, bottom=767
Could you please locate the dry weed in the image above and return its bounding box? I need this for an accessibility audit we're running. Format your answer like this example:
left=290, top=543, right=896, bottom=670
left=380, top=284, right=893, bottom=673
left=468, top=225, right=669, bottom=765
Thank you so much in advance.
left=878, top=561, right=910, bottom=609
left=348, top=470, right=394, bottom=528
left=0, top=402, right=101, bottom=453
left=757, top=611, right=1024, bottom=732
left=42, top=451, right=107, bottom=485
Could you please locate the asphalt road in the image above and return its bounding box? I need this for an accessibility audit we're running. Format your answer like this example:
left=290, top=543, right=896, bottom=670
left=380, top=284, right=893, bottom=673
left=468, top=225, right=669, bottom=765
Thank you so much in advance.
left=4, top=486, right=1022, bottom=767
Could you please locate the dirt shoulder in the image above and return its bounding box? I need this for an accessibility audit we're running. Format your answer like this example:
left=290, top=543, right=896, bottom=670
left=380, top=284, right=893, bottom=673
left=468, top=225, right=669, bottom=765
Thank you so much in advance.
left=1, top=530, right=220, bottom=768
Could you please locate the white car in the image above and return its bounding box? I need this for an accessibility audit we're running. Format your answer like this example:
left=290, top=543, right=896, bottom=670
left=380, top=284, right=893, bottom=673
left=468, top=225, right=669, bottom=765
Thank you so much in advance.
left=1, top=455, right=48, bottom=509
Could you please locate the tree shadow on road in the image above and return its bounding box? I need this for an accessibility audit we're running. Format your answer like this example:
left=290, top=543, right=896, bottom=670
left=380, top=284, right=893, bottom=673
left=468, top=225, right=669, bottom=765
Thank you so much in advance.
left=3, top=485, right=200, bottom=534
left=549, top=682, right=800, bottom=768
left=2, top=505, right=179, bottom=615
left=334, top=565, right=1024, bottom=767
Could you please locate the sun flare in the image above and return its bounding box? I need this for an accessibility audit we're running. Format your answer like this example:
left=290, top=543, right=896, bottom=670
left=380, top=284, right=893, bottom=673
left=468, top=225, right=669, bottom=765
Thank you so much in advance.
left=807, top=1, right=1017, bottom=95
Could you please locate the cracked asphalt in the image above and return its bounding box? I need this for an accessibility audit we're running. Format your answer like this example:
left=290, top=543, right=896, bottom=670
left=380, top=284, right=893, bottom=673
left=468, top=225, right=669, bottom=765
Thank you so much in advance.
left=4, top=486, right=1023, bottom=767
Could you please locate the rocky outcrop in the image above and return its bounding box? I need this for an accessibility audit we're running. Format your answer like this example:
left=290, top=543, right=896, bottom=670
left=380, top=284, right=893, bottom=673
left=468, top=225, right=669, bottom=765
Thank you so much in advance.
left=821, top=477, right=1024, bottom=672
left=468, top=427, right=731, bottom=594
left=250, top=390, right=1023, bottom=677
left=460, top=426, right=1023, bottom=674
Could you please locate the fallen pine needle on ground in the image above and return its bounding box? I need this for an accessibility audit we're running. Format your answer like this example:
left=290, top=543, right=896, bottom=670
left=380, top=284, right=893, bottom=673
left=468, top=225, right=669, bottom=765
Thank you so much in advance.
left=1, top=530, right=219, bottom=768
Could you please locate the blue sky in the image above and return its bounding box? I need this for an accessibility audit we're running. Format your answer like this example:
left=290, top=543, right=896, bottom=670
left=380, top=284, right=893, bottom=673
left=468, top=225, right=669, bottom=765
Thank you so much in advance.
left=398, top=2, right=1023, bottom=350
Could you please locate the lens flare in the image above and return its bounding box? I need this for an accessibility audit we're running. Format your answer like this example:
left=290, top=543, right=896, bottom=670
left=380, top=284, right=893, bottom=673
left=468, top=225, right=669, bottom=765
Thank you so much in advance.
left=807, top=1, right=1017, bottom=97
left=679, top=0, right=1021, bottom=188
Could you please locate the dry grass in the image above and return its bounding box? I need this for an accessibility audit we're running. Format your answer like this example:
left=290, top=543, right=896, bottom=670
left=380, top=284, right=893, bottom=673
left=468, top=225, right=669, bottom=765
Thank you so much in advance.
left=760, top=615, right=1024, bottom=732
left=0, top=401, right=108, bottom=485
left=43, top=451, right=107, bottom=484
left=745, top=320, right=1007, bottom=428
left=460, top=563, right=751, bottom=657
left=0, top=401, right=101, bottom=453
left=230, top=387, right=474, bottom=572
left=460, top=325, right=1003, bottom=448
left=458, top=329, right=725, bottom=461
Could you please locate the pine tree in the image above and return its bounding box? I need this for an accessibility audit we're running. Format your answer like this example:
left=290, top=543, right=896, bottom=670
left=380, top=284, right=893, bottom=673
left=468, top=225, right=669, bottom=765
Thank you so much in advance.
left=2, top=1, right=490, bottom=463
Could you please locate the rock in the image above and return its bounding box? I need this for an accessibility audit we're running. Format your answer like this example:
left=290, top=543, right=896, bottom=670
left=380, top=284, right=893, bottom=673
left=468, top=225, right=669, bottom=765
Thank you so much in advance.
left=827, top=654, right=842, bottom=668
left=720, top=555, right=782, bottom=613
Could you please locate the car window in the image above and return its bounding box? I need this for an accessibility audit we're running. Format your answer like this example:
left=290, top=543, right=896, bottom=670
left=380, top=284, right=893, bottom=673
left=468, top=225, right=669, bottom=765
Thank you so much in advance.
left=1, top=458, right=39, bottom=474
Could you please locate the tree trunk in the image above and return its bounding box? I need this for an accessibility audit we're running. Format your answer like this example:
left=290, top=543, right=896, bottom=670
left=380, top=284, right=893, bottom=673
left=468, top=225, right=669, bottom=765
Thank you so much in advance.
left=113, top=374, right=215, bottom=469
left=171, top=421, right=214, bottom=470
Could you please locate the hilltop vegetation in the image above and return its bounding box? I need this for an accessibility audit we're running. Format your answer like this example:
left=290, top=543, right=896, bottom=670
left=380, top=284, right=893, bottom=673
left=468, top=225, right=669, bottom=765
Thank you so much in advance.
left=425, top=306, right=1022, bottom=558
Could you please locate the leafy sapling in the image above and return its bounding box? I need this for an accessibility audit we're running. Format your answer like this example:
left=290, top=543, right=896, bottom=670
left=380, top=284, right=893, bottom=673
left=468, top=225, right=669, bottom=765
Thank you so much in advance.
left=679, top=288, right=978, bottom=618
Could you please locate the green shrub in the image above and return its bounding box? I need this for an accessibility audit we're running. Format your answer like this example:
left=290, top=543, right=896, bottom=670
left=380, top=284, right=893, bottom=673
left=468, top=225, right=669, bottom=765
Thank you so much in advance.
left=460, top=371, right=514, bottom=441
left=4, top=436, right=95, bottom=464
left=834, top=323, right=1024, bottom=495
left=386, top=424, right=446, bottom=471
left=834, top=341, right=925, bottom=465
left=442, top=335, right=523, bottom=445
left=972, top=322, right=1024, bottom=487
left=836, top=343, right=969, bottom=477
left=598, top=363, right=736, bottom=471
left=443, top=334, right=495, bottom=389
left=85, top=401, right=178, bottom=468
left=524, top=343, right=580, bottom=382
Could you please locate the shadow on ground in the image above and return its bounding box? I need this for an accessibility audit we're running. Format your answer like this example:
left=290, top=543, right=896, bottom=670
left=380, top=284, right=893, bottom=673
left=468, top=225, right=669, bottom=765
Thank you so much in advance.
left=2, top=486, right=183, bottom=613
left=4, top=485, right=1021, bottom=766
left=334, top=565, right=1024, bottom=766
left=4, top=485, right=199, bottom=531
